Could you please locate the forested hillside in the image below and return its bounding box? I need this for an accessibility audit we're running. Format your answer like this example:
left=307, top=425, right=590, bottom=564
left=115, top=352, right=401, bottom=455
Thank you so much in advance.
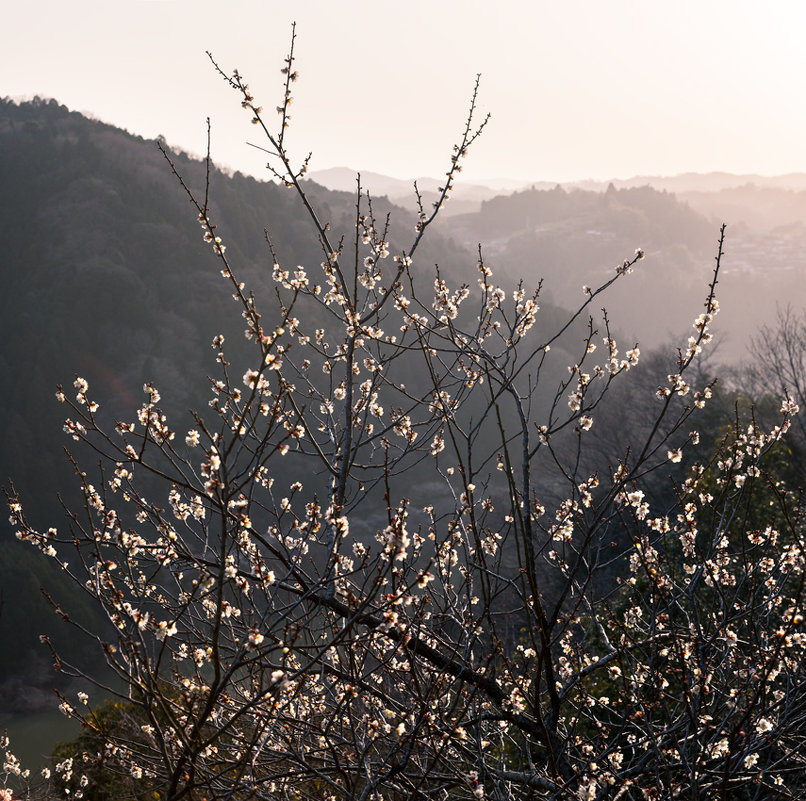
left=444, top=182, right=715, bottom=332
left=440, top=182, right=806, bottom=358
left=0, top=99, right=595, bottom=703
left=0, top=98, right=477, bottom=702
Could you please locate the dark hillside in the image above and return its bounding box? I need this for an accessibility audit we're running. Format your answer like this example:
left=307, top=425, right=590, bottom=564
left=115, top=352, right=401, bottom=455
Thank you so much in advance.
left=0, top=98, right=479, bottom=702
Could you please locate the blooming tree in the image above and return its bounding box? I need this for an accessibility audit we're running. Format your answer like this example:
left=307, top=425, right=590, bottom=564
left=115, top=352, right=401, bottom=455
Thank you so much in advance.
left=7, top=28, right=806, bottom=801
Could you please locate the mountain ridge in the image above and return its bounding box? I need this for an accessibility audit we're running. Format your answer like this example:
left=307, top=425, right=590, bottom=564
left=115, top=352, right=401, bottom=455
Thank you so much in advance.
left=310, top=165, right=806, bottom=198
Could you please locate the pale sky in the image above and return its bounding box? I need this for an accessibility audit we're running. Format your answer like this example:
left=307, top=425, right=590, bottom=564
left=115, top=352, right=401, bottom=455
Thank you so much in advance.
left=4, top=0, right=806, bottom=184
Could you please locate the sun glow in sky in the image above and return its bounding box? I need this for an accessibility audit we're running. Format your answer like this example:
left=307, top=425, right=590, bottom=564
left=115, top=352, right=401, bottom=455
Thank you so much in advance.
left=5, top=0, right=806, bottom=184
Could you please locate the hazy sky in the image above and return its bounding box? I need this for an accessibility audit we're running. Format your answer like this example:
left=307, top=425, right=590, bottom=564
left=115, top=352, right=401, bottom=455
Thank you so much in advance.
left=5, top=0, right=806, bottom=184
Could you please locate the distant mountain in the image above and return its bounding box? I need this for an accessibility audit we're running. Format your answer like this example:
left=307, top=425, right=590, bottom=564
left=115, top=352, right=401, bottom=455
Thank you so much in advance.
left=437, top=181, right=806, bottom=361
left=308, top=166, right=535, bottom=216
left=437, top=183, right=718, bottom=345
left=676, top=186, right=806, bottom=232
left=312, top=166, right=806, bottom=198
left=314, top=167, right=757, bottom=349
left=311, top=166, right=806, bottom=222
left=571, top=172, right=806, bottom=194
